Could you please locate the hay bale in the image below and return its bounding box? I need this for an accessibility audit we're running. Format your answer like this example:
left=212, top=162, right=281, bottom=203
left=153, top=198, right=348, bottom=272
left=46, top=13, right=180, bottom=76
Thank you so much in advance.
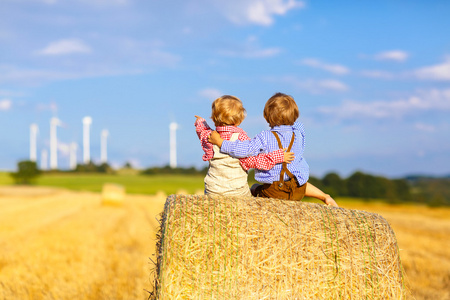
left=150, top=195, right=406, bottom=299
left=155, top=190, right=167, bottom=200
left=101, top=183, right=125, bottom=205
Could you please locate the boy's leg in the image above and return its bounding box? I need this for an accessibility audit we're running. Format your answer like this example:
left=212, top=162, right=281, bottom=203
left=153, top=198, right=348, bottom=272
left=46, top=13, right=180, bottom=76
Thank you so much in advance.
left=305, top=182, right=338, bottom=207
left=250, top=183, right=262, bottom=197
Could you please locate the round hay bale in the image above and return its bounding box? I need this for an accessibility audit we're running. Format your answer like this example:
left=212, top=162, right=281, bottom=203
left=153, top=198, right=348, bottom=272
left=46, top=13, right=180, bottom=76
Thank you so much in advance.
left=150, top=195, right=406, bottom=299
left=155, top=190, right=167, bottom=200
left=101, top=183, right=125, bottom=205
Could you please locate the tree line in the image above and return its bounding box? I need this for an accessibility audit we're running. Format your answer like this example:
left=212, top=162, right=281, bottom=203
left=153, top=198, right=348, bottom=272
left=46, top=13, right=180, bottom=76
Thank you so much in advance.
left=9, top=160, right=450, bottom=206
left=307, top=171, right=449, bottom=207
left=308, top=171, right=411, bottom=203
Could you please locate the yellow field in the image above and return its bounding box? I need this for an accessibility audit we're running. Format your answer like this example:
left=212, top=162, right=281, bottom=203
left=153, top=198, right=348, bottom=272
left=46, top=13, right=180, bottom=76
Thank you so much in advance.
left=0, top=187, right=449, bottom=299
left=340, top=201, right=450, bottom=300
left=0, top=186, right=167, bottom=299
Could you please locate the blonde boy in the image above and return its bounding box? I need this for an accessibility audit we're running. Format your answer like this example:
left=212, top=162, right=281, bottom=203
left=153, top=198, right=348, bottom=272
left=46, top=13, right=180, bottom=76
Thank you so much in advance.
left=195, top=95, right=293, bottom=197
left=209, top=93, right=338, bottom=206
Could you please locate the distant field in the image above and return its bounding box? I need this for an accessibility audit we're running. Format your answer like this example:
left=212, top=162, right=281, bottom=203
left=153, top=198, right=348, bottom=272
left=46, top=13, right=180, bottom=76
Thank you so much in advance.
left=0, top=186, right=448, bottom=299
left=0, top=172, right=205, bottom=195
left=0, top=172, right=13, bottom=185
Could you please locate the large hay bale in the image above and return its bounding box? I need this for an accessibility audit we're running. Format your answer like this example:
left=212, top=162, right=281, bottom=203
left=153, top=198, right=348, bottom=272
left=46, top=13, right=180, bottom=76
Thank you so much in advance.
left=101, top=183, right=125, bottom=205
left=150, top=195, right=406, bottom=299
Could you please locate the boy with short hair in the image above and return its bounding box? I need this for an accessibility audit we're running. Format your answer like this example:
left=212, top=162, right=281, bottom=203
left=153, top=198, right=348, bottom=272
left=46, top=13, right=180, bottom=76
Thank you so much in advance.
left=208, top=92, right=338, bottom=207
left=195, top=95, right=294, bottom=197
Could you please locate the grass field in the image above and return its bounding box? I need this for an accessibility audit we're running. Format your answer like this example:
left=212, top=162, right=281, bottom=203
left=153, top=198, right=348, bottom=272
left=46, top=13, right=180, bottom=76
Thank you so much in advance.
left=0, top=175, right=449, bottom=299
left=0, top=172, right=13, bottom=185
left=0, top=172, right=205, bottom=195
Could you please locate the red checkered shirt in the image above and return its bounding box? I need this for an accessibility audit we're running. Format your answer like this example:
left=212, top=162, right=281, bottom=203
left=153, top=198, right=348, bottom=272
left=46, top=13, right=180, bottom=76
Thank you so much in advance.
left=195, top=117, right=284, bottom=171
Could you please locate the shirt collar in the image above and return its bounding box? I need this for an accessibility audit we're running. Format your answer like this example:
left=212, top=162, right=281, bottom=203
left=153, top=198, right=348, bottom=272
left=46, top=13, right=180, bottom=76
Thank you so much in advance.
left=216, top=125, right=245, bottom=134
left=271, top=124, right=293, bottom=132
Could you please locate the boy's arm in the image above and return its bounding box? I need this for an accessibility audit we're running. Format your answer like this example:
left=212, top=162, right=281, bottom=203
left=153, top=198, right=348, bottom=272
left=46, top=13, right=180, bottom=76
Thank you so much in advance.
left=239, top=150, right=282, bottom=171
left=208, top=130, right=263, bottom=158
left=194, top=116, right=214, bottom=161
left=234, top=130, right=293, bottom=171
left=239, top=149, right=294, bottom=171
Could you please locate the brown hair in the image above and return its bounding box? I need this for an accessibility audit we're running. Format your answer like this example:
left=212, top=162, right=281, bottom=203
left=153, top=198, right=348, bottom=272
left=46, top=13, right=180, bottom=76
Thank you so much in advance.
left=263, top=93, right=299, bottom=127
left=211, top=95, right=246, bottom=126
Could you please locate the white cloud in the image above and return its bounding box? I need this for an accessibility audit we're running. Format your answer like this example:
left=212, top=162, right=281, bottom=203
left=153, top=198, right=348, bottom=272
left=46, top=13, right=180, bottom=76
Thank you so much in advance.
left=315, top=80, right=348, bottom=92
left=87, top=0, right=130, bottom=5
left=360, top=70, right=395, bottom=79
left=221, top=47, right=281, bottom=58
left=37, top=39, right=92, bottom=56
left=294, top=78, right=347, bottom=93
left=1, top=43, right=180, bottom=86
left=413, top=56, right=450, bottom=81
left=300, top=58, right=349, bottom=75
left=0, top=99, right=12, bottom=111
left=145, top=50, right=182, bottom=67
left=0, top=66, right=86, bottom=85
left=219, top=35, right=281, bottom=58
left=219, top=0, right=305, bottom=26
left=0, top=90, right=26, bottom=97
left=279, top=76, right=349, bottom=94
left=375, top=50, right=409, bottom=62
left=198, top=88, right=223, bottom=100
left=42, top=0, right=131, bottom=6
left=36, top=102, right=58, bottom=113
left=415, top=122, right=435, bottom=132
left=318, top=89, right=450, bottom=120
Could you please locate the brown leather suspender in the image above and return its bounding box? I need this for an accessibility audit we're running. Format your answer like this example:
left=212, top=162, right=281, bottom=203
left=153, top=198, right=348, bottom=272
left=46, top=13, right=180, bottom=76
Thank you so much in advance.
left=271, top=131, right=295, bottom=186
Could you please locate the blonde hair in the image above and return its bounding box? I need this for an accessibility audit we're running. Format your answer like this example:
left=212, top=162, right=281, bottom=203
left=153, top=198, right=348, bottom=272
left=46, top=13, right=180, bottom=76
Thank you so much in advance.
left=263, top=93, right=299, bottom=127
left=211, top=95, right=246, bottom=126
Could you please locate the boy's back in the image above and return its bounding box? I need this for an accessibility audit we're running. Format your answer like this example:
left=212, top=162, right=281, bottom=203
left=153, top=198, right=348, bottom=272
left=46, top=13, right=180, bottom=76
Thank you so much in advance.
left=220, top=121, right=309, bottom=185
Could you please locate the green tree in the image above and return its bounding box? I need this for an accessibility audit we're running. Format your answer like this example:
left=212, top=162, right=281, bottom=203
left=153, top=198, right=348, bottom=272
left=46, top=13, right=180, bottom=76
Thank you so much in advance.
left=428, top=194, right=446, bottom=207
left=322, top=172, right=346, bottom=196
left=308, top=175, right=324, bottom=190
left=10, top=160, right=41, bottom=184
left=75, top=162, right=98, bottom=173
left=392, top=179, right=411, bottom=202
left=97, top=162, right=114, bottom=174
left=74, top=162, right=114, bottom=173
left=346, top=171, right=367, bottom=199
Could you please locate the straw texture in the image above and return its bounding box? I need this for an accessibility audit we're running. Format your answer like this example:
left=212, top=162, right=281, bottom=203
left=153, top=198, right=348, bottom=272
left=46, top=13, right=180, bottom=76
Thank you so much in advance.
left=150, top=194, right=406, bottom=299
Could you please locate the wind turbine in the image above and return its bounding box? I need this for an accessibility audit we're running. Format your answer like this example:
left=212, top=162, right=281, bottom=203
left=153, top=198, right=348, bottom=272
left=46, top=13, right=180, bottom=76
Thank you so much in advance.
left=29, top=123, right=38, bottom=162
left=100, top=129, right=109, bottom=164
left=50, top=117, right=62, bottom=170
left=41, top=149, right=48, bottom=170
left=82, top=116, right=92, bottom=164
left=169, top=122, right=178, bottom=168
left=70, top=142, right=78, bottom=170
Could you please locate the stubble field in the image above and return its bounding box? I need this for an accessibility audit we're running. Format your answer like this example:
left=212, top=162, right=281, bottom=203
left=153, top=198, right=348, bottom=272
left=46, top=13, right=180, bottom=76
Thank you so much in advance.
left=0, top=186, right=449, bottom=299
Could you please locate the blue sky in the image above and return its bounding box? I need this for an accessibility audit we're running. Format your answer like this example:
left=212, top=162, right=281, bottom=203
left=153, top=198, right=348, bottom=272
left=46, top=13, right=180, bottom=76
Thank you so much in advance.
left=1, top=0, right=449, bottom=178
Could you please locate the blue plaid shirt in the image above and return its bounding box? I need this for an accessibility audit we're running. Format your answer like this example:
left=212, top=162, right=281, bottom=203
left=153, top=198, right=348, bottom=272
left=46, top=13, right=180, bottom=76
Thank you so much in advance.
left=221, top=121, right=309, bottom=185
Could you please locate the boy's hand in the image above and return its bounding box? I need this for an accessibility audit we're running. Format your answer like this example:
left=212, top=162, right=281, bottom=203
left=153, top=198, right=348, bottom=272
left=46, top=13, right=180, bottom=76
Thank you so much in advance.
left=324, top=196, right=339, bottom=207
left=283, top=149, right=295, bottom=163
left=208, top=130, right=223, bottom=147
left=194, top=115, right=202, bottom=121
